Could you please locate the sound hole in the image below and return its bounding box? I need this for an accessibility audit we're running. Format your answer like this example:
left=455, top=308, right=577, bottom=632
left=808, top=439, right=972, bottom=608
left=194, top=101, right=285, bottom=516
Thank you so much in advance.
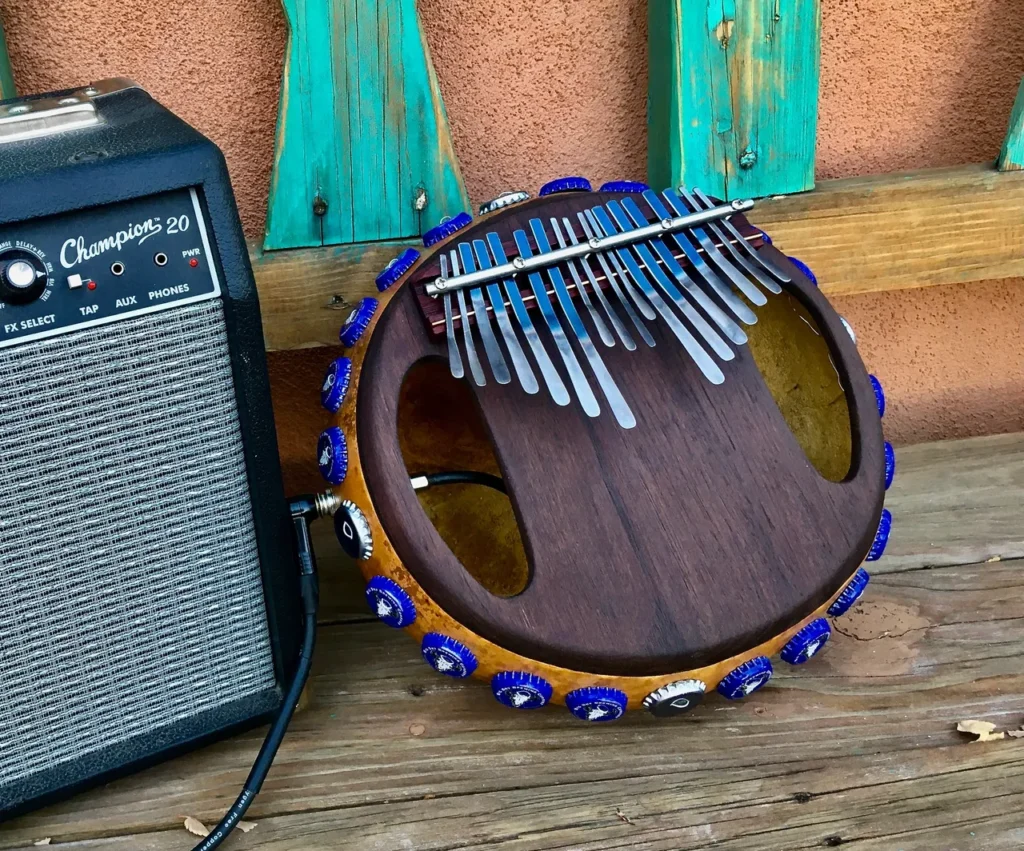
left=397, top=360, right=530, bottom=597
left=746, top=290, right=853, bottom=482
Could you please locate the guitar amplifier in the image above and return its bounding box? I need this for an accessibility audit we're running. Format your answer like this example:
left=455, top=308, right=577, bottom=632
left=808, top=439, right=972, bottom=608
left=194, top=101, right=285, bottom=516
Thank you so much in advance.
left=0, top=80, right=302, bottom=820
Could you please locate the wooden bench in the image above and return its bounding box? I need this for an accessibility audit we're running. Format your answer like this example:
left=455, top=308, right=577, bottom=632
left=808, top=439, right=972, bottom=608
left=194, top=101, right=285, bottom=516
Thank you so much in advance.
left=2, top=433, right=1022, bottom=850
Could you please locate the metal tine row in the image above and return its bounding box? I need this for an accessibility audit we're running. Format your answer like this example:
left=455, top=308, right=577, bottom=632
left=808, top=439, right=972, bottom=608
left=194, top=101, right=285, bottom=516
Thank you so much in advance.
left=438, top=190, right=783, bottom=425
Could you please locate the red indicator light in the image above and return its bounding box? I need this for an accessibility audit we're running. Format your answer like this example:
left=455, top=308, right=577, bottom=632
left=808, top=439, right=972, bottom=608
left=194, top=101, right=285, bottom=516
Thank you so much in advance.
left=189, top=258, right=199, bottom=268
left=87, top=281, right=97, bottom=291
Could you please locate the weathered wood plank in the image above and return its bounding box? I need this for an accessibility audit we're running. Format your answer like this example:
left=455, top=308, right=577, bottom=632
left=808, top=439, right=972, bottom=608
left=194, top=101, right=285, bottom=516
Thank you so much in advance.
left=879, top=433, right=1024, bottom=572
left=3, top=555, right=1022, bottom=848
left=997, top=78, right=1024, bottom=171
left=0, top=17, right=15, bottom=101
left=265, top=0, right=469, bottom=250
left=253, top=164, right=1024, bottom=351
left=648, top=0, right=820, bottom=199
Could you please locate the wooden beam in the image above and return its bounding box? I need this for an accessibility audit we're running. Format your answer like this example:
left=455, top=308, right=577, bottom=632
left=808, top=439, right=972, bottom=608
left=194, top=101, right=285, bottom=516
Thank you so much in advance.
left=253, top=163, right=1024, bottom=352
left=997, top=77, right=1024, bottom=171
left=265, top=0, right=469, bottom=251
left=648, top=0, right=821, bottom=199
left=0, top=16, right=15, bottom=100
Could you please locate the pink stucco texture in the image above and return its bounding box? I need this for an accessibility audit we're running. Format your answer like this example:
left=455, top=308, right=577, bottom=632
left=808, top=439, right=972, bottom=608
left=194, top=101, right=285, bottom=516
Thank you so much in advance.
left=3, top=0, right=1023, bottom=486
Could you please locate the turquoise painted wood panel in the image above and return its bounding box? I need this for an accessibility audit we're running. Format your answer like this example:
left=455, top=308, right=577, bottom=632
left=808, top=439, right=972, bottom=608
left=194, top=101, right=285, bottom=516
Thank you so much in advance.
left=0, top=17, right=15, bottom=100
left=648, top=0, right=820, bottom=200
left=997, top=78, right=1024, bottom=171
left=266, top=0, right=469, bottom=251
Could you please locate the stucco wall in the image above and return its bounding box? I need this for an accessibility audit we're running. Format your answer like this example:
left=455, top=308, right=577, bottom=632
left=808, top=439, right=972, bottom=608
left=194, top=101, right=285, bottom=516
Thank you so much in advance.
left=3, top=0, right=1023, bottom=491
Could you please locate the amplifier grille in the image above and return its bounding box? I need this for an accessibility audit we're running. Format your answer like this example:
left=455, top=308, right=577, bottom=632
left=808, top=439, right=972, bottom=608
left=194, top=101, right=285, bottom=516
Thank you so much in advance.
left=0, top=300, right=277, bottom=790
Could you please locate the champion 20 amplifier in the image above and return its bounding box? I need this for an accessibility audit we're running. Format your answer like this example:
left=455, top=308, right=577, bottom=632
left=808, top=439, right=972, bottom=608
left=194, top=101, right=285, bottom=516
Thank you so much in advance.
left=0, top=79, right=330, bottom=841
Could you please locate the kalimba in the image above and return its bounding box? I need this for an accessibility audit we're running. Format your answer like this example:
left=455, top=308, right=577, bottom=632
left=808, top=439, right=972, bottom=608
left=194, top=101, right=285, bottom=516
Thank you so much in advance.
left=317, top=177, right=894, bottom=720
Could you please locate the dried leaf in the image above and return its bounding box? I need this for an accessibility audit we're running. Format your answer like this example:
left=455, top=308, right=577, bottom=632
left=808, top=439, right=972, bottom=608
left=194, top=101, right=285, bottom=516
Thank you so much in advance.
left=238, top=821, right=258, bottom=834
left=184, top=816, right=210, bottom=838
left=616, top=808, right=635, bottom=825
left=33, top=841, right=51, bottom=847
left=957, top=720, right=1006, bottom=742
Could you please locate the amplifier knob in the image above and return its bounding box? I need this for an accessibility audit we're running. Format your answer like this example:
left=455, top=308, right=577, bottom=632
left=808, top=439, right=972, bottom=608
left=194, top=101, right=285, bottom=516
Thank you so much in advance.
left=642, top=679, right=707, bottom=717
left=0, top=252, right=47, bottom=304
left=335, top=499, right=373, bottom=561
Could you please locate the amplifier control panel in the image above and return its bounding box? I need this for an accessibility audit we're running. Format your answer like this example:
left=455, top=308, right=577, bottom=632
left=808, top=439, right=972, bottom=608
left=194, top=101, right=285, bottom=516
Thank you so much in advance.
left=0, top=188, right=221, bottom=348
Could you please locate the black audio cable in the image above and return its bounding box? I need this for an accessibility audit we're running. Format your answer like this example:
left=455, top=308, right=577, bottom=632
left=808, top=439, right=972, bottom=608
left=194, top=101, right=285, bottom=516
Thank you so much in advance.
left=410, top=470, right=507, bottom=494
left=192, top=494, right=331, bottom=851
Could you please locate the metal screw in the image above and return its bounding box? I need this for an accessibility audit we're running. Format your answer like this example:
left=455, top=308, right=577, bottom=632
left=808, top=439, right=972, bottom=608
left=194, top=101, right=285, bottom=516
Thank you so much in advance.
left=739, top=148, right=758, bottom=169
left=327, top=294, right=347, bottom=310
left=313, top=195, right=329, bottom=217
left=413, top=187, right=428, bottom=212
left=84, top=88, right=100, bottom=96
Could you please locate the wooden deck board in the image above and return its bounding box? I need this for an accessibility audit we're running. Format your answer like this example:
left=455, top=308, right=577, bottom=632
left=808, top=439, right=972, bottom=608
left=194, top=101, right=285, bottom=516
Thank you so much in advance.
left=3, top=433, right=1023, bottom=849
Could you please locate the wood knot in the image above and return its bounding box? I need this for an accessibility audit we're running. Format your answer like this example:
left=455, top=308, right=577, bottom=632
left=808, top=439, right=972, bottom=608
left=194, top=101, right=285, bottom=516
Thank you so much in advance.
left=793, top=792, right=814, bottom=804
left=312, top=195, right=329, bottom=217
left=408, top=685, right=426, bottom=697
left=824, top=837, right=844, bottom=847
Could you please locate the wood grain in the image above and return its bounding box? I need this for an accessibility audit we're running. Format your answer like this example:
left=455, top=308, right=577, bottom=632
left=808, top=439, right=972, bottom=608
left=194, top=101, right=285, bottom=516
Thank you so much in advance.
left=252, top=164, right=1024, bottom=352
left=2, top=549, right=1022, bottom=848
left=648, top=0, right=821, bottom=199
left=264, top=0, right=469, bottom=250
left=0, top=19, right=14, bottom=101
left=997, top=78, right=1024, bottom=171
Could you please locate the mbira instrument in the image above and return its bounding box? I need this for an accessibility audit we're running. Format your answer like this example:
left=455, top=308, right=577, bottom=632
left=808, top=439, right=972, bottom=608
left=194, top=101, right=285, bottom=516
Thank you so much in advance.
left=319, top=177, right=895, bottom=720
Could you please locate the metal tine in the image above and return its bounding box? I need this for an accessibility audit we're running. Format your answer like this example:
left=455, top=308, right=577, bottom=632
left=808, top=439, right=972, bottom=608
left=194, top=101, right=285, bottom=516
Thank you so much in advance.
left=560, top=217, right=636, bottom=351
left=548, top=217, right=615, bottom=348
left=440, top=254, right=465, bottom=379
left=587, top=207, right=725, bottom=385
left=683, top=188, right=783, bottom=293
left=575, top=213, right=655, bottom=348
left=529, top=219, right=636, bottom=429
left=484, top=233, right=571, bottom=406
left=604, top=200, right=734, bottom=361
left=618, top=197, right=748, bottom=346
left=450, top=250, right=486, bottom=387
left=458, top=243, right=511, bottom=385
left=642, top=190, right=759, bottom=326
left=662, top=189, right=767, bottom=307
left=470, top=239, right=539, bottom=394
left=580, top=211, right=656, bottom=322
left=691, top=186, right=791, bottom=285
left=511, top=229, right=601, bottom=418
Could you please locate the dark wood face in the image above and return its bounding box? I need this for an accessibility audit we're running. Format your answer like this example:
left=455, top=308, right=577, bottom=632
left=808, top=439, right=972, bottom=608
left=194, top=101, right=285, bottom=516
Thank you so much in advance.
left=358, top=192, right=885, bottom=676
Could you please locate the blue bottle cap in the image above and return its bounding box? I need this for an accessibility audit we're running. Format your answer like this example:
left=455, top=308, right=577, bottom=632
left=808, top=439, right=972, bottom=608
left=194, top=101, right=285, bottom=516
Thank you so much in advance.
left=756, top=228, right=773, bottom=246
left=317, top=427, right=348, bottom=485
left=870, top=375, right=886, bottom=418
left=565, top=686, right=628, bottom=722
left=828, top=568, right=871, bottom=617
left=422, top=211, right=473, bottom=247
left=780, top=618, right=831, bottom=665
left=365, top=576, right=416, bottom=628
left=421, top=633, right=478, bottom=678
left=320, top=356, right=353, bottom=413
left=491, top=671, right=553, bottom=709
left=375, top=248, right=420, bottom=292
left=599, top=180, right=651, bottom=193
left=539, top=176, right=592, bottom=197
left=867, top=509, right=892, bottom=562
left=884, top=442, right=896, bottom=490
left=717, top=656, right=774, bottom=700
left=787, top=256, right=818, bottom=287
left=339, top=297, right=378, bottom=347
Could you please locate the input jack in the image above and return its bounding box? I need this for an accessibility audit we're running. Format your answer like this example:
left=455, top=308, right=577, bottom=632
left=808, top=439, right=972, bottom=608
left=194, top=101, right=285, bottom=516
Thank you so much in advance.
left=110, top=261, right=125, bottom=276
left=154, top=253, right=168, bottom=267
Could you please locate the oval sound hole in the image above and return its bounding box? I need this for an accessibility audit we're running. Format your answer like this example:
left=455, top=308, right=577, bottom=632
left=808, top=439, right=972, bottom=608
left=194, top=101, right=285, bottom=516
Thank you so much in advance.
left=745, top=291, right=853, bottom=483
left=397, top=360, right=530, bottom=597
